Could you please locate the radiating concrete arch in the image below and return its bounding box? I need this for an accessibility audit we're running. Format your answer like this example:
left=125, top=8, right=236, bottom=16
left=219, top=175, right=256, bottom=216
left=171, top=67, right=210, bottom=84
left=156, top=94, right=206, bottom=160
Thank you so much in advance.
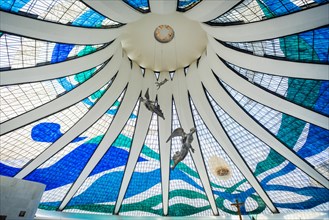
left=58, top=62, right=143, bottom=211
left=14, top=55, right=132, bottom=179
left=0, top=48, right=123, bottom=135
left=114, top=69, right=156, bottom=214
left=0, top=11, right=122, bottom=44
left=187, top=58, right=278, bottom=213
left=157, top=71, right=173, bottom=216
left=207, top=37, right=329, bottom=80
left=207, top=44, right=329, bottom=130
left=149, top=0, right=177, bottom=14
left=0, top=40, right=120, bottom=85
left=172, top=68, right=219, bottom=216
left=199, top=54, right=329, bottom=189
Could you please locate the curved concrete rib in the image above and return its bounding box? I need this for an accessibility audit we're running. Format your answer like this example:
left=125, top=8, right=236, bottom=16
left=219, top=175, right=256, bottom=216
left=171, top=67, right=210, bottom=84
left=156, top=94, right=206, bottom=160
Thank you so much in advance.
left=202, top=4, right=329, bottom=42
left=14, top=55, right=131, bottom=179
left=0, top=11, right=122, bottom=44
left=187, top=58, right=278, bottom=213
left=182, top=0, right=240, bottom=22
left=114, top=69, right=155, bottom=214
left=82, top=0, right=144, bottom=23
left=172, top=69, right=219, bottom=216
left=207, top=45, right=329, bottom=130
left=157, top=71, right=173, bottom=216
left=208, top=37, right=329, bottom=80
left=201, top=55, right=329, bottom=189
left=149, top=0, right=177, bottom=14
left=0, top=40, right=120, bottom=85
left=58, top=62, right=143, bottom=211
left=0, top=48, right=123, bottom=135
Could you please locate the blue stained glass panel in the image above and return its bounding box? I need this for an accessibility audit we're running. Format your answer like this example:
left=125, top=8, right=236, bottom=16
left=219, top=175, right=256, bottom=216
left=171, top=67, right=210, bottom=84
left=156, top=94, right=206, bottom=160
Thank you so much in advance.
left=120, top=113, right=162, bottom=216
left=226, top=61, right=329, bottom=116
left=0, top=0, right=119, bottom=27
left=0, top=33, right=104, bottom=69
left=210, top=0, right=329, bottom=24
left=123, top=0, right=149, bottom=12
left=62, top=101, right=140, bottom=214
left=225, top=26, right=329, bottom=64
left=168, top=100, right=212, bottom=216
left=220, top=81, right=329, bottom=178
left=190, top=97, right=270, bottom=215
left=178, top=0, right=202, bottom=11
left=206, top=90, right=329, bottom=212
left=0, top=0, right=30, bottom=12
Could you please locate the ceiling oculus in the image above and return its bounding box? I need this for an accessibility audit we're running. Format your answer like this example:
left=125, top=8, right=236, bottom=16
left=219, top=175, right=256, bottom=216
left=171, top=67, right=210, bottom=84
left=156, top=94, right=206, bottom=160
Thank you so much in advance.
left=154, top=25, right=175, bottom=43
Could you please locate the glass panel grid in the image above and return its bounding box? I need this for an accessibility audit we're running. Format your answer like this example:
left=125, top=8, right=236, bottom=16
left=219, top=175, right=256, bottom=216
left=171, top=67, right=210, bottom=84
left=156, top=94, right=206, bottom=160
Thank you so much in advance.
left=63, top=100, right=140, bottom=215
left=36, top=90, right=125, bottom=211
left=226, top=61, right=329, bottom=116
left=120, top=113, right=162, bottom=216
left=0, top=33, right=105, bottom=69
left=1, top=0, right=119, bottom=27
left=168, top=100, right=212, bottom=216
left=0, top=80, right=112, bottom=176
left=224, top=26, right=329, bottom=64
left=0, top=63, right=105, bottom=122
left=0, top=101, right=89, bottom=175
left=221, top=81, right=329, bottom=183
left=190, top=97, right=271, bottom=215
left=210, top=0, right=329, bottom=24
left=205, top=89, right=329, bottom=213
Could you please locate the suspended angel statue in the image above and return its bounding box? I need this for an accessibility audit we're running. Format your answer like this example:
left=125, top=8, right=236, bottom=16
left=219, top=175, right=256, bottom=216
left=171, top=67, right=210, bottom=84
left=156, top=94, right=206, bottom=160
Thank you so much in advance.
left=166, top=127, right=196, bottom=169
left=140, top=89, right=165, bottom=120
left=155, top=78, right=168, bottom=90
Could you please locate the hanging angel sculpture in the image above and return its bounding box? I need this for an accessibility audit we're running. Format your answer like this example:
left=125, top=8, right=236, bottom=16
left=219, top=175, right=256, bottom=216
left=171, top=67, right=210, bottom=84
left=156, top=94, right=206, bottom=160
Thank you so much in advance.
left=166, top=127, right=196, bottom=169
left=155, top=78, right=168, bottom=90
left=140, top=89, right=165, bottom=120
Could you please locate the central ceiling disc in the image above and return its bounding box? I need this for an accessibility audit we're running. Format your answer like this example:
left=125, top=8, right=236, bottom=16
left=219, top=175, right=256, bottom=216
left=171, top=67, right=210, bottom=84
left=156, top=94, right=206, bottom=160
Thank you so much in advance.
left=121, top=12, right=207, bottom=72
left=154, top=25, right=175, bottom=43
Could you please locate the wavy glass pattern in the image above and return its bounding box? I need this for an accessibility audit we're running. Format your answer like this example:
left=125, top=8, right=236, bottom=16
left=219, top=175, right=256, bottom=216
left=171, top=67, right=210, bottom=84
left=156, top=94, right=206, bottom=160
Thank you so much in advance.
left=224, top=26, right=329, bottom=63
left=123, top=0, right=149, bottom=12
left=36, top=91, right=125, bottom=211
left=168, top=100, right=212, bottom=216
left=0, top=102, right=89, bottom=174
left=120, top=113, right=162, bottom=216
left=225, top=61, right=329, bottom=116
left=177, top=0, right=202, bottom=11
left=0, top=33, right=105, bottom=69
left=0, top=0, right=328, bottom=217
left=0, top=63, right=106, bottom=122
left=0, top=0, right=119, bottom=27
left=206, top=90, right=329, bottom=212
left=0, top=82, right=111, bottom=175
left=63, top=100, right=140, bottom=215
left=190, top=97, right=271, bottom=215
left=210, top=0, right=329, bottom=24
left=220, top=81, right=329, bottom=179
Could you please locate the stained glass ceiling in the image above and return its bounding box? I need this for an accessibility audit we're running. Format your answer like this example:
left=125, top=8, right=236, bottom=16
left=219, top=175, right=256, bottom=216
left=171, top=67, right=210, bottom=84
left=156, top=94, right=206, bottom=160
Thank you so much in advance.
left=0, top=0, right=328, bottom=218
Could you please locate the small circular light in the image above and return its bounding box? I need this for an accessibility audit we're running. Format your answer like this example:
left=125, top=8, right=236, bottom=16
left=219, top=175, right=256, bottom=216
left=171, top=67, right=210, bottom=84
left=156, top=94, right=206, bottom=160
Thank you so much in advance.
left=154, top=25, right=174, bottom=43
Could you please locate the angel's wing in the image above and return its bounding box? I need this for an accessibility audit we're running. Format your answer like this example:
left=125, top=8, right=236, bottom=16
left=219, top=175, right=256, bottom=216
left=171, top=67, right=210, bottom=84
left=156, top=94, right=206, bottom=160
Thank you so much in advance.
left=166, top=127, right=185, bottom=143
left=155, top=105, right=165, bottom=119
left=144, top=88, right=150, bottom=100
